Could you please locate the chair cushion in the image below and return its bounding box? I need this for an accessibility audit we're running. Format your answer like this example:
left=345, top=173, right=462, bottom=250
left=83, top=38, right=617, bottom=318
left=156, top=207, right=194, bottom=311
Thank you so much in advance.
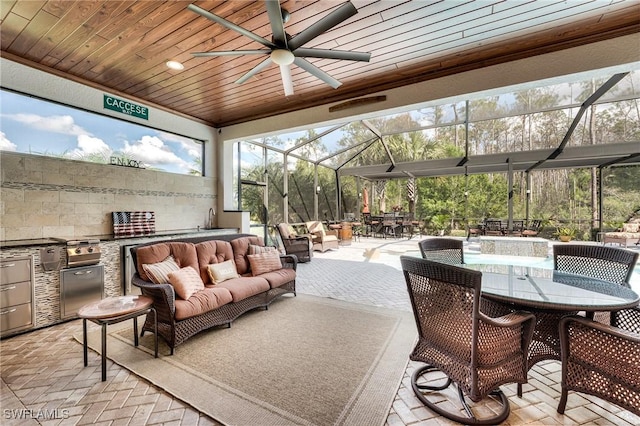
left=248, top=251, right=282, bottom=275
left=215, top=277, right=270, bottom=302
left=142, top=255, right=180, bottom=284
left=207, top=260, right=240, bottom=284
left=257, top=268, right=296, bottom=289
left=167, top=266, right=205, bottom=300
left=174, top=287, right=233, bottom=320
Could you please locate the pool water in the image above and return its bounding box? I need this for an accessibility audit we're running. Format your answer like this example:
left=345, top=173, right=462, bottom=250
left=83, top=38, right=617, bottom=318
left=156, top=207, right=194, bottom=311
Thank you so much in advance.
left=463, top=251, right=640, bottom=293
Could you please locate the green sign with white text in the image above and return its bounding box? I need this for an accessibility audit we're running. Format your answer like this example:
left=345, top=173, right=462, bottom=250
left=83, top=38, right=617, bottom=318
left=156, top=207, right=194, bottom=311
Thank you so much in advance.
left=103, top=94, right=148, bottom=120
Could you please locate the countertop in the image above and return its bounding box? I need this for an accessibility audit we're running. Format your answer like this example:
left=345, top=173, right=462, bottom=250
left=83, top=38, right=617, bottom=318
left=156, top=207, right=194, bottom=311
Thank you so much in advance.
left=0, top=228, right=237, bottom=248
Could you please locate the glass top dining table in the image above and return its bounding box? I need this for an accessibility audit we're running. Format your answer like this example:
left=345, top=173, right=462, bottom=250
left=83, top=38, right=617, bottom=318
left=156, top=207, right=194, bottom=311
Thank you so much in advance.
left=465, top=264, right=640, bottom=312
left=464, top=263, right=640, bottom=370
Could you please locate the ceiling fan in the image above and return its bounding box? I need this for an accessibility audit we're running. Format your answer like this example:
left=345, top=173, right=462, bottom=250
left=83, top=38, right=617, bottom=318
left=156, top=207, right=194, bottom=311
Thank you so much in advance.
left=188, top=1, right=371, bottom=96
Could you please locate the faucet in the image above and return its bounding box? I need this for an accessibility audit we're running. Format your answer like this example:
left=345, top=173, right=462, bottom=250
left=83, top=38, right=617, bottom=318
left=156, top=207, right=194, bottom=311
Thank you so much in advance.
left=207, top=208, right=215, bottom=229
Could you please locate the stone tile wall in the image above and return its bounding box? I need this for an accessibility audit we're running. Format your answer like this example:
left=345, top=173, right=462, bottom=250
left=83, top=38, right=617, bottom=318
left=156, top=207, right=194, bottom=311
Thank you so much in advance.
left=0, top=152, right=217, bottom=241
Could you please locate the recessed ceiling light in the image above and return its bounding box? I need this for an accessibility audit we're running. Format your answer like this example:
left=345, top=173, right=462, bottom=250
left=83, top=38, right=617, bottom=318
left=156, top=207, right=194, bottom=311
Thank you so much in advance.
left=166, top=60, right=184, bottom=70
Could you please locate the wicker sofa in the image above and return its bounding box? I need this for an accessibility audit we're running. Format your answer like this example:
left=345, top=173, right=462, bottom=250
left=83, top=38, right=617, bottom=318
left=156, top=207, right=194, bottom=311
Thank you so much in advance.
left=131, top=234, right=297, bottom=353
left=603, top=217, right=640, bottom=248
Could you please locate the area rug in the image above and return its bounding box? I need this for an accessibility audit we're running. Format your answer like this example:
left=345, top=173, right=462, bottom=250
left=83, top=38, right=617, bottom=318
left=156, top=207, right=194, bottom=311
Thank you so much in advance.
left=76, top=294, right=416, bottom=426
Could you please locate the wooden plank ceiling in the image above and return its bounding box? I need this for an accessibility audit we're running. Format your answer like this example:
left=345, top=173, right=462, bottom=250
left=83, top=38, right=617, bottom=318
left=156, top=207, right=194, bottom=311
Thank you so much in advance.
left=2, top=0, right=639, bottom=128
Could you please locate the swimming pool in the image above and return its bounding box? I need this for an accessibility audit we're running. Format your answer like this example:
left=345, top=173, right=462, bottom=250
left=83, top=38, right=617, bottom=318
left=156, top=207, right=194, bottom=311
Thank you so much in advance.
left=463, top=251, right=640, bottom=293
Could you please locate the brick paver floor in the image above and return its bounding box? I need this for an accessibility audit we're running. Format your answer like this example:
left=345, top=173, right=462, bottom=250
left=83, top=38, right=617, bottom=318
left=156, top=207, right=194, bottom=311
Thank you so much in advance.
left=1, top=236, right=638, bottom=425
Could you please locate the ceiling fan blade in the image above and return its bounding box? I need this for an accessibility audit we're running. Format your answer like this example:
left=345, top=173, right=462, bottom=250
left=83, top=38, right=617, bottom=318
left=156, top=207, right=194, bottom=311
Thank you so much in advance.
left=279, top=64, right=294, bottom=96
left=187, top=4, right=276, bottom=49
left=235, top=57, right=273, bottom=84
left=287, top=2, right=358, bottom=50
left=294, top=57, right=341, bottom=89
left=293, top=48, right=370, bottom=62
left=265, top=0, right=288, bottom=48
left=192, top=50, right=269, bottom=57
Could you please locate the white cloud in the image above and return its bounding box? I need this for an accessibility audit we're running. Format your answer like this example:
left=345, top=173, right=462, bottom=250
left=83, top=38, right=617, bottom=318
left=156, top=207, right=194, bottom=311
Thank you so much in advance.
left=156, top=131, right=201, bottom=158
left=0, top=131, right=17, bottom=151
left=123, top=135, right=189, bottom=170
left=5, top=113, right=88, bottom=136
left=64, top=134, right=111, bottom=160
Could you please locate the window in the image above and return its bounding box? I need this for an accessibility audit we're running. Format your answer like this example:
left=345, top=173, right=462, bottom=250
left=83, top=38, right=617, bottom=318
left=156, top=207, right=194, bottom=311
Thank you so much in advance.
left=0, top=90, right=203, bottom=176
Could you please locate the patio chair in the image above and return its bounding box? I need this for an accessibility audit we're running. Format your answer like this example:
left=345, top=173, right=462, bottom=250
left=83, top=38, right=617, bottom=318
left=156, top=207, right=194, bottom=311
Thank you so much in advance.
left=305, top=221, right=339, bottom=252
left=381, top=212, right=400, bottom=238
left=418, top=238, right=464, bottom=264
left=400, top=212, right=415, bottom=238
left=522, top=219, right=542, bottom=237
left=483, top=219, right=505, bottom=236
left=510, top=219, right=524, bottom=237
left=275, top=223, right=312, bottom=263
left=557, top=310, right=640, bottom=416
left=553, top=244, right=638, bottom=324
left=400, top=256, right=535, bottom=425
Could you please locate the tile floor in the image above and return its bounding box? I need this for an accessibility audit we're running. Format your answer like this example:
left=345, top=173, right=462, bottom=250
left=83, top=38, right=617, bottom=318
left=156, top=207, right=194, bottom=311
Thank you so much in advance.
left=1, top=236, right=639, bottom=425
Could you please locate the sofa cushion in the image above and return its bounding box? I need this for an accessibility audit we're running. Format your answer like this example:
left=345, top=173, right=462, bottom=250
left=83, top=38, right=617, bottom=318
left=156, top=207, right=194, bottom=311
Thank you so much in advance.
left=230, top=236, right=265, bottom=275
left=207, top=260, right=240, bottom=284
left=215, top=276, right=270, bottom=302
left=142, top=255, right=180, bottom=284
left=195, top=240, right=235, bottom=284
left=137, top=242, right=198, bottom=282
left=168, top=266, right=205, bottom=300
left=174, top=287, right=233, bottom=320
left=258, top=268, right=297, bottom=289
left=248, top=251, right=282, bottom=275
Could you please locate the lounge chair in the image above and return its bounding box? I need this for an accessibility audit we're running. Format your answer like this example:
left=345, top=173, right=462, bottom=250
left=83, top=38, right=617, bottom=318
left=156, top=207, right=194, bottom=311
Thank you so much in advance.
left=305, top=221, right=339, bottom=252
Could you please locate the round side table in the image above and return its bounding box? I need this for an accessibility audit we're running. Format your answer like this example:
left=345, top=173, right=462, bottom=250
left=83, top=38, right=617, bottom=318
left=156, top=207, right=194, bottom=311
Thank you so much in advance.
left=78, top=295, right=157, bottom=381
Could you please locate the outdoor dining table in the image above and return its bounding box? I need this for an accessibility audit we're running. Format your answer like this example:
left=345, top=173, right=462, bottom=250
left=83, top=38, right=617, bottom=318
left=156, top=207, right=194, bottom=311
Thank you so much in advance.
left=466, top=264, right=640, bottom=376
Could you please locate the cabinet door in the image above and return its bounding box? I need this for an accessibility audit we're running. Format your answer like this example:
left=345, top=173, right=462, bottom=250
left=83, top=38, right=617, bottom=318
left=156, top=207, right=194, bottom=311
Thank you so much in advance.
left=0, top=259, right=31, bottom=284
left=0, top=281, right=32, bottom=307
left=0, top=303, right=32, bottom=333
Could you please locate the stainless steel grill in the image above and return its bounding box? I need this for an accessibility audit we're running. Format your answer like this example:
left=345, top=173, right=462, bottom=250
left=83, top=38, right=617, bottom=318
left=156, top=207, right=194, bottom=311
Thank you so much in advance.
left=65, top=239, right=101, bottom=268
left=53, top=238, right=104, bottom=319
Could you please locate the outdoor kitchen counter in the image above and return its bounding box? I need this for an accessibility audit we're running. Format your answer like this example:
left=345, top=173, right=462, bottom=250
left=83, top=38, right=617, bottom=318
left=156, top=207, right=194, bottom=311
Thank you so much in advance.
left=0, top=238, right=66, bottom=248
left=0, top=228, right=236, bottom=248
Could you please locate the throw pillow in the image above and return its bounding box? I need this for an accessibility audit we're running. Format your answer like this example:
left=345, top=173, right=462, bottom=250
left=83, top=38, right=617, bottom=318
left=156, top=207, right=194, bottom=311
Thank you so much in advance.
left=248, top=244, right=278, bottom=255
left=248, top=250, right=282, bottom=276
left=142, top=255, right=180, bottom=284
left=207, top=259, right=240, bottom=284
left=167, top=266, right=205, bottom=300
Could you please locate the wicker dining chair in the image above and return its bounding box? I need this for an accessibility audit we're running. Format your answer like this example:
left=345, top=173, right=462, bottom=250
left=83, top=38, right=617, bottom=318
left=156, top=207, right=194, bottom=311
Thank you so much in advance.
left=400, top=256, right=535, bottom=425
left=553, top=244, right=638, bottom=324
left=418, top=238, right=464, bottom=264
left=557, top=309, right=640, bottom=417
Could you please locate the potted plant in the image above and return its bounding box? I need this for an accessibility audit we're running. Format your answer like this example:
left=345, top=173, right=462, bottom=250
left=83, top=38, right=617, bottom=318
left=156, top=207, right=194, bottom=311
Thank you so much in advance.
left=555, top=226, right=576, bottom=242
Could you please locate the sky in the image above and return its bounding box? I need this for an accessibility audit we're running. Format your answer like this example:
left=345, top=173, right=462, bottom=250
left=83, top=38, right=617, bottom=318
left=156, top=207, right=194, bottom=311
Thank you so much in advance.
left=0, top=90, right=202, bottom=175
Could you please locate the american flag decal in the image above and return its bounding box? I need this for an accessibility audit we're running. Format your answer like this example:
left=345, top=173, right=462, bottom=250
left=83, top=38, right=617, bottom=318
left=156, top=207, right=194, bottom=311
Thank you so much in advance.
left=112, top=211, right=156, bottom=237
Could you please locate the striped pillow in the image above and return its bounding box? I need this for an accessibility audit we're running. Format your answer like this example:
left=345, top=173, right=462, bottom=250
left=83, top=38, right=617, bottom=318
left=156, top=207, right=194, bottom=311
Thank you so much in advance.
left=248, top=244, right=277, bottom=255
left=142, top=255, right=180, bottom=284
left=248, top=250, right=282, bottom=276
left=167, top=266, right=204, bottom=300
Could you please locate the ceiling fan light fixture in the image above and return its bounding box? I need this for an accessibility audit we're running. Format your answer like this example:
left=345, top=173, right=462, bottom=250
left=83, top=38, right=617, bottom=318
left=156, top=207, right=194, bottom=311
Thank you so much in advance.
left=270, top=49, right=294, bottom=66
left=166, top=60, right=184, bottom=70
